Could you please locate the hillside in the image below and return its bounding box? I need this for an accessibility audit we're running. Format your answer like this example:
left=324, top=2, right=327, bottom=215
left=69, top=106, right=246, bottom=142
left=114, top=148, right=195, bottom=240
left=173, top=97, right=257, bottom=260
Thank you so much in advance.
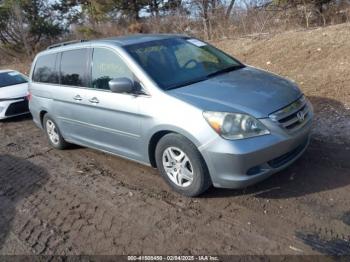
left=213, top=23, right=350, bottom=108
left=213, top=24, right=350, bottom=144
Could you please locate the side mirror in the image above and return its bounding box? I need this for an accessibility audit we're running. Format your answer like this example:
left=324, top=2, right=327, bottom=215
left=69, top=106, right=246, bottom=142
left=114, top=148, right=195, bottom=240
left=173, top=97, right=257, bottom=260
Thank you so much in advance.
left=109, top=78, right=134, bottom=93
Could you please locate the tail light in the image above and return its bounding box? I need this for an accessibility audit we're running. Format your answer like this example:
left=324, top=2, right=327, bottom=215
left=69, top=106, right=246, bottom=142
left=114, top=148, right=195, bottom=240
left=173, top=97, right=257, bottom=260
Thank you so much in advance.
left=26, top=91, right=32, bottom=101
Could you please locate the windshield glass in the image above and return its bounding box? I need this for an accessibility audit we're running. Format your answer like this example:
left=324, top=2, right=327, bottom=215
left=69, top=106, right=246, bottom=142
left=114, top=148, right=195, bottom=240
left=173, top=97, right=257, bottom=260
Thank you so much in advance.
left=124, top=38, right=244, bottom=90
left=0, top=71, right=28, bottom=88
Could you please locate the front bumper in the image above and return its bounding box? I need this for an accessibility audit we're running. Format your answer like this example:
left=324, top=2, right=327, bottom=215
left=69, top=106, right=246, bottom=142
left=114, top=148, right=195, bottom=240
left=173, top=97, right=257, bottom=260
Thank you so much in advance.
left=200, top=114, right=312, bottom=189
left=0, top=99, right=29, bottom=120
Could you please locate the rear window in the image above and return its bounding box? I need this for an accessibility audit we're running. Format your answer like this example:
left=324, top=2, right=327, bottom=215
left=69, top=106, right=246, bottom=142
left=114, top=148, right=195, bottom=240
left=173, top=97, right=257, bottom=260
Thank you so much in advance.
left=60, top=49, right=89, bottom=87
left=33, top=54, right=59, bottom=84
left=0, top=71, right=27, bottom=88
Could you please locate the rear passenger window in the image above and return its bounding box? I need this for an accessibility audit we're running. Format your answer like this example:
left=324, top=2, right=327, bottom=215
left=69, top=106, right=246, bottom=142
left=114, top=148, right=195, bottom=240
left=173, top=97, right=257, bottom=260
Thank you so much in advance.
left=91, top=48, right=133, bottom=90
left=60, top=49, right=88, bottom=87
left=33, top=54, right=58, bottom=84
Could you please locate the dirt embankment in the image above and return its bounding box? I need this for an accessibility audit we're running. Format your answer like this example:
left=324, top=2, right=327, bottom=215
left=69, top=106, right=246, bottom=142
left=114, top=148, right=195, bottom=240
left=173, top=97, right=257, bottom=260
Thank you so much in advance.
left=213, top=23, right=350, bottom=144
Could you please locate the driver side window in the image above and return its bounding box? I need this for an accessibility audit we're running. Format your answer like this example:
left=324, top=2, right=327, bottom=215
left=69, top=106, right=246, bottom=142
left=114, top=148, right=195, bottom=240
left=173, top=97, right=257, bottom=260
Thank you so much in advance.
left=91, top=48, right=133, bottom=90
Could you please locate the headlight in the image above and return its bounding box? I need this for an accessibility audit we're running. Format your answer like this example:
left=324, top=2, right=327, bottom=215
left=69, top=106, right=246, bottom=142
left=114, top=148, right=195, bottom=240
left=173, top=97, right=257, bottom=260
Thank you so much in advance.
left=0, top=106, right=4, bottom=113
left=203, top=111, right=270, bottom=140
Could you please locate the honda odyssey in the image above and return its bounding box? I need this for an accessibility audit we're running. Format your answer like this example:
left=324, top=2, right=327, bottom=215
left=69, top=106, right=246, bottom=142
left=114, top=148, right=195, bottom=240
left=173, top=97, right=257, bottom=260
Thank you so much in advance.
left=29, top=35, right=313, bottom=196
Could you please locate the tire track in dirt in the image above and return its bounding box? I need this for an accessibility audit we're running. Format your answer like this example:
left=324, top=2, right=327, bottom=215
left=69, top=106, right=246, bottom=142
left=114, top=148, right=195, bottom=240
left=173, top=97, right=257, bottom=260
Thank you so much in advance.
left=1, top=117, right=350, bottom=255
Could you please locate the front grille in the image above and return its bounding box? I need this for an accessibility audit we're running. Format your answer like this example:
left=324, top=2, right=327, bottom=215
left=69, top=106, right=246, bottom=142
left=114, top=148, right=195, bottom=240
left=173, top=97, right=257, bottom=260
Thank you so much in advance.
left=268, top=139, right=308, bottom=168
left=269, top=96, right=311, bottom=132
left=5, top=100, right=29, bottom=116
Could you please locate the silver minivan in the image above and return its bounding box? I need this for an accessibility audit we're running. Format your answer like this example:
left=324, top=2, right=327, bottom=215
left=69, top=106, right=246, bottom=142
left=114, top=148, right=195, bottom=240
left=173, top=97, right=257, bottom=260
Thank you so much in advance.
left=29, top=35, right=313, bottom=196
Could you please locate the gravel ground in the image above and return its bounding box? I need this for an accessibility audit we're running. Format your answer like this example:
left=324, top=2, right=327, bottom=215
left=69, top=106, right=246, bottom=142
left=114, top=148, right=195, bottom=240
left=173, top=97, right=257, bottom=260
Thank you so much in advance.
left=0, top=24, right=350, bottom=256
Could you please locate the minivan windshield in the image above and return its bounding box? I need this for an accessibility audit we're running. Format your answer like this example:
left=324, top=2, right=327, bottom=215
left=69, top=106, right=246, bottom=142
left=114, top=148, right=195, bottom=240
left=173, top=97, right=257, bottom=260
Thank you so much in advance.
left=124, top=38, right=244, bottom=90
left=0, top=71, right=28, bottom=88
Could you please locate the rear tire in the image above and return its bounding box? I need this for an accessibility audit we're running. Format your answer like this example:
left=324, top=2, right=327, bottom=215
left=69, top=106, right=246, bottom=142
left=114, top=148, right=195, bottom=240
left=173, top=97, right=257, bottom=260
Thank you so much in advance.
left=43, top=114, right=69, bottom=150
left=155, top=133, right=211, bottom=197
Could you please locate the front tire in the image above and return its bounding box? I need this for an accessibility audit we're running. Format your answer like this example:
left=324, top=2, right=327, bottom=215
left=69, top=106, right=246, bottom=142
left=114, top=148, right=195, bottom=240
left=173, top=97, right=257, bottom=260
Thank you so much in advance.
left=43, top=114, right=69, bottom=150
left=155, top=133, right=211, bottom=197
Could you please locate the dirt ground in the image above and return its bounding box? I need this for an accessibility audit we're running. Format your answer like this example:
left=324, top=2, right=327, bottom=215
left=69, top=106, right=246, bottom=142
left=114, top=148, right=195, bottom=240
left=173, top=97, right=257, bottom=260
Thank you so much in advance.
left=0, top=24, right=350, bottom=255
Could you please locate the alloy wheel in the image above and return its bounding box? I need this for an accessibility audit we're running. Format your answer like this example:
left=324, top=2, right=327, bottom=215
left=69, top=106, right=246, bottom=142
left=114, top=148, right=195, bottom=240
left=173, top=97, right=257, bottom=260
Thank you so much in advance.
left=46, top=120, right=59, bottom=145
left=162, top=147, right=194, bottom=188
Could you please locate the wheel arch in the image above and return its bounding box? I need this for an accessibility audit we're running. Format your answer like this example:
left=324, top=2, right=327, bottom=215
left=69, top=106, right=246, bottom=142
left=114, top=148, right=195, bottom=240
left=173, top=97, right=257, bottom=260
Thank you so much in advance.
left=39, top=110, right=48, bottom=128
left=147, top=126, right=202, bottom=168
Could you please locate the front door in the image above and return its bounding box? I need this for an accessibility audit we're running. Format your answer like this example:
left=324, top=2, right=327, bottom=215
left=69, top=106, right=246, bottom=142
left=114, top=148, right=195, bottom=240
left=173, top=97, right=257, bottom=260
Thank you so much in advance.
left=67, top=47, right=144, bottom=161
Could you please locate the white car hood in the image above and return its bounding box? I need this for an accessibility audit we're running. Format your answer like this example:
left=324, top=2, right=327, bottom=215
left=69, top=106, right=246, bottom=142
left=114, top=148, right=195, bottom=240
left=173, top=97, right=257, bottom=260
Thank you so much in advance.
left=0, top=83, right=29, bottom=100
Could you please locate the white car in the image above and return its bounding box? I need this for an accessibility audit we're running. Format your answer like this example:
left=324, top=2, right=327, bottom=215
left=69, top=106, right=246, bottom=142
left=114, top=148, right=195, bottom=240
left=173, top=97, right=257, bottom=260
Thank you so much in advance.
left=0, top=70, right=29, bottom=120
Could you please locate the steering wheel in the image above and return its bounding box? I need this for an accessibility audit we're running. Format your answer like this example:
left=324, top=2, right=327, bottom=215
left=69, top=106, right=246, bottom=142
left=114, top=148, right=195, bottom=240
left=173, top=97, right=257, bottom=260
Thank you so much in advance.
left=183, top=59, right=199, bottom=69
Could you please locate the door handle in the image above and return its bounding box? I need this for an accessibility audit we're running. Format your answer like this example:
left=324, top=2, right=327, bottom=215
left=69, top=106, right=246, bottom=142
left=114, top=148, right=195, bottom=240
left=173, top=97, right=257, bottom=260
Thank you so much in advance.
left=89, top=97, right=99, bottom=104
left=73, top=95, right=82, bottom=101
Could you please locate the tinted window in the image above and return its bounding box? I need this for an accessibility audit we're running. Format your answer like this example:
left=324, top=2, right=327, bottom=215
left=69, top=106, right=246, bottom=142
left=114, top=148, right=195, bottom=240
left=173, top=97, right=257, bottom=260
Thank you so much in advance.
left=60, top=49, right=88, bottom=87
left=33, top=54, right=58, bottom=84
left=0, top=71, right=27, bottom=88
left=91, top=48, right=133, bottom=90
left=125, top=38, right=243, bottom=90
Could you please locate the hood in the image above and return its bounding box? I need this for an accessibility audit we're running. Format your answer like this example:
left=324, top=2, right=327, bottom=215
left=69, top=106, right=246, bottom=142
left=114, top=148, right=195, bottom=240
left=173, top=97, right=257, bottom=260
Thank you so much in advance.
left=169, top=66, right=302, bottom=118
left=0, top=83, right=29, bottom=100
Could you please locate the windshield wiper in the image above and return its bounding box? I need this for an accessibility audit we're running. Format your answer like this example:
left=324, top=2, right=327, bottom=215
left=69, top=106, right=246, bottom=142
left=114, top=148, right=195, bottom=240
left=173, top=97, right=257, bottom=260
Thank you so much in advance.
left=166, top=76, right=208, bottom=90
left=206, top=65, right=244, bottom=78
left=165, top=64, right=245, bottom=91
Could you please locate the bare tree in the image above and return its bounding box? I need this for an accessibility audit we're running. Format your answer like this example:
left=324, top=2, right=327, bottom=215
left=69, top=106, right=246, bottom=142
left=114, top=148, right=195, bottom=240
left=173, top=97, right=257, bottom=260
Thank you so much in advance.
left=225, top=0, right=236, bottom=19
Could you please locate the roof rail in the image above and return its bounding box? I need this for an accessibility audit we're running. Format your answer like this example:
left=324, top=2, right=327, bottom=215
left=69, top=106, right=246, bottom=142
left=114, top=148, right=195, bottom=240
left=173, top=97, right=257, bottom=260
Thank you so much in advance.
left=47, top=39, right=88, bottom=50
